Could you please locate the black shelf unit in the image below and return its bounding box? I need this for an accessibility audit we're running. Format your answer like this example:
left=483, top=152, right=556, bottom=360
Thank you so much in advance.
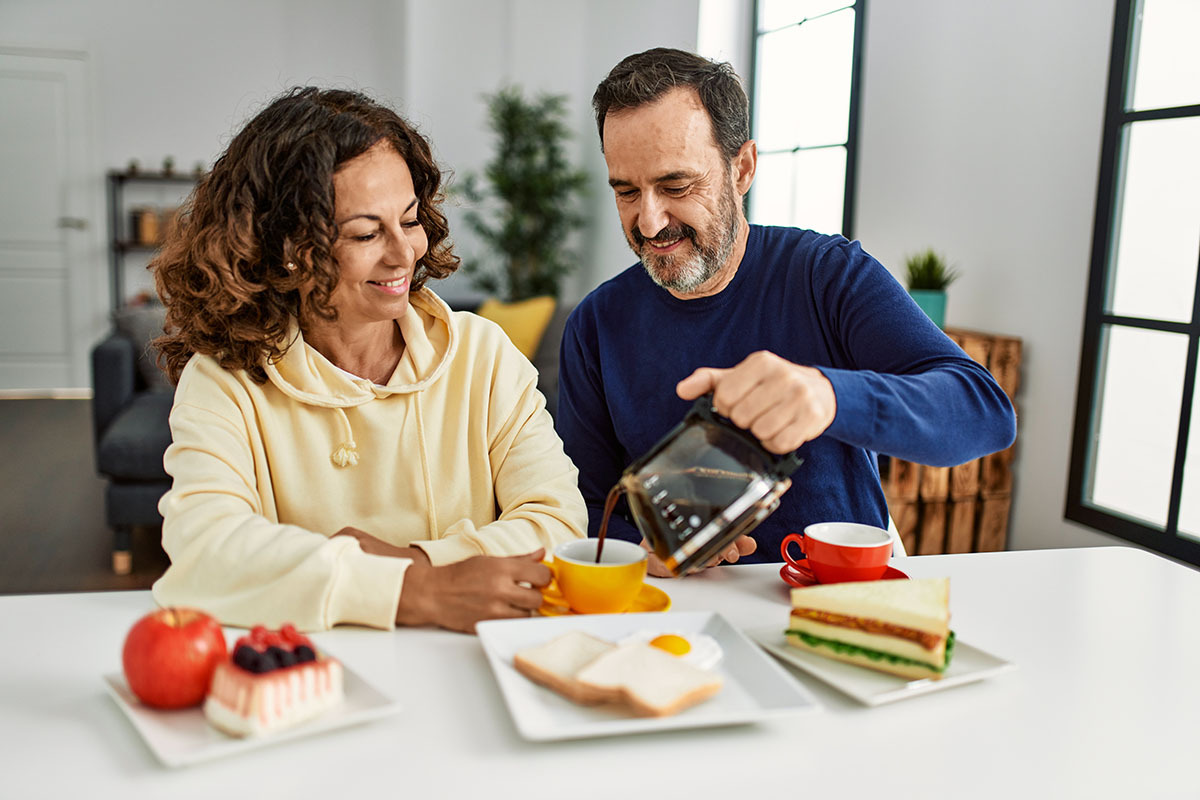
left=105, top=170, right=199, bottom=311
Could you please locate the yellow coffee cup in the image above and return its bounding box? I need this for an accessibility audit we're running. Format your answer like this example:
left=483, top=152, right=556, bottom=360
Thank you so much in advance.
left=541, top=539, right=648, bottom=614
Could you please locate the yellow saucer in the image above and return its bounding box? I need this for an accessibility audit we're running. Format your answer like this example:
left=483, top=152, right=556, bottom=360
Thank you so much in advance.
left=537, top=583, right=672, bottom=616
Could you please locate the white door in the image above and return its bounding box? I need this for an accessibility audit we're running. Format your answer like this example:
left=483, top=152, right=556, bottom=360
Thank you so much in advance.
left=0, top=49, right=97, bottom=391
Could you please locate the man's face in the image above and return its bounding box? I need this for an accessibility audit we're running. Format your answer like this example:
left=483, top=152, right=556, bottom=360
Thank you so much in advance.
left=602, top=87, right=747, bottom=296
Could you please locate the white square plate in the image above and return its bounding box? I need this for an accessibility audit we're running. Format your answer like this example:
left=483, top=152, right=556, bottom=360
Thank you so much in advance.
left=103, top=660, right=402, bottom=767
left=745, top=626, right=1016, bottom=706
left=476, top=610, right=821, bottom=741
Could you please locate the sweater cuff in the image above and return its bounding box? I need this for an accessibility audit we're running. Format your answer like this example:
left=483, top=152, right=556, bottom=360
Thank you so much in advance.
left=818, top=366, right=875, bottom=443
left=412, top=536, right=482, bottom=566
left=326, top=549, right=409, bottom=629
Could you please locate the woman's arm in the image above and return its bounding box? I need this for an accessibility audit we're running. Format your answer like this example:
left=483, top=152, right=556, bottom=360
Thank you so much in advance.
left=153, top=361, right=409, bottom=632
left=410, top=324, right=587, bottom=566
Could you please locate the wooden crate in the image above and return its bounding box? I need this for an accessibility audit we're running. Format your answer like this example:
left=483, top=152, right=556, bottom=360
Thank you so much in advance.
left=881, top=328, right=1021, bottom=554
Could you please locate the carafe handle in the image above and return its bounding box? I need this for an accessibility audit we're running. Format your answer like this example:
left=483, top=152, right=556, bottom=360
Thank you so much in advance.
left=688, top=394, right=805, bottom=478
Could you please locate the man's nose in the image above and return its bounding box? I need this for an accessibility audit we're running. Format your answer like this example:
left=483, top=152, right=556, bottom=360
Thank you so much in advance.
left=637, top=193, right=670, bottom=238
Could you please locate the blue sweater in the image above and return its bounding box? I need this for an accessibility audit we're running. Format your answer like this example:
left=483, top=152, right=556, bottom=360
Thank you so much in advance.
left=555, top=225, right=1016, bottom=564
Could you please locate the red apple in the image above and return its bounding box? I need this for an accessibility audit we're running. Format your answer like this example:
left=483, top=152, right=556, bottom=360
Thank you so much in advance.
left=122, top=607, right=228, bottom=709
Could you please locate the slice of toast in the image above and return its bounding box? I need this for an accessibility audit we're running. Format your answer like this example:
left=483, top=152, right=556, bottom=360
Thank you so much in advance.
left=512, top=630, right=616, bottom=705
left=574, top=642, right=724, bottom=717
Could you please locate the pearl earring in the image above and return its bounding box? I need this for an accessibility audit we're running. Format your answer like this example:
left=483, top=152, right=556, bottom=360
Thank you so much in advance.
left=286, top=262, right=297, bottom=271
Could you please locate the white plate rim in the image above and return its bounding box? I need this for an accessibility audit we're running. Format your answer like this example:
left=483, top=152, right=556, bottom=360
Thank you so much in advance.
left=103, top=660, right=402, bottom=767
left=744, top=625, right=1017, bottom=706
left=476, top=610, right=822, bottom=742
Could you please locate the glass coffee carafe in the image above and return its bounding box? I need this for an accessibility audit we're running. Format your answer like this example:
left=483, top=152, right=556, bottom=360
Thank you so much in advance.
left=619, top=395, right=804, bottom=576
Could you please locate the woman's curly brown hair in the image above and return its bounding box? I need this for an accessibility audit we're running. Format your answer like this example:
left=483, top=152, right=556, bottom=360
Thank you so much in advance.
left=152, top=86, right=459, bottom=384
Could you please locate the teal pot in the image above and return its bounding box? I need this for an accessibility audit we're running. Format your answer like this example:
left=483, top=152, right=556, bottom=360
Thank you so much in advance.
left=908, top=289, right=947, bottom=328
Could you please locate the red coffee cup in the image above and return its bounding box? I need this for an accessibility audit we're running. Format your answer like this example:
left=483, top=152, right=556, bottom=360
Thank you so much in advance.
left=780, top=522, right=894, bottom=584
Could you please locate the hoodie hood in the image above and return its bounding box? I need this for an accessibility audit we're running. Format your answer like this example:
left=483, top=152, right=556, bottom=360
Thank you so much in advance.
left=261, top=288, right=457, bottom=469
left=263, top=287, right=457, bottom=408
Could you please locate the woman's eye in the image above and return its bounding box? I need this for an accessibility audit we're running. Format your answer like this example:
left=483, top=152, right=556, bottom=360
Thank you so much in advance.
left=402, top=219, right=421, bottom=229
left=351, top=232, right=378, bottom=242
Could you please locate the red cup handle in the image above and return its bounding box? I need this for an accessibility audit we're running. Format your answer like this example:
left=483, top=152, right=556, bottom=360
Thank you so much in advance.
left=780, top=532, right=807, bottom=569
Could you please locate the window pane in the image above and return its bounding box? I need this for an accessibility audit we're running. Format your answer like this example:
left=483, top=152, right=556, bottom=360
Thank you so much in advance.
left=758, top=0, right=854, bottom=32
left=751, top=147, right=845, bottom=236
left=1129, top=0, right=1200, bottom=111
left=1089, top=325, right=1189, bottom=527
left=754, top=8, right=854, bottom=151
left=1180, top=365, right=1200, bottom=540
left=751, top=152, right=795, bottom=227
left=1107, top=116, right=1200, bottom=322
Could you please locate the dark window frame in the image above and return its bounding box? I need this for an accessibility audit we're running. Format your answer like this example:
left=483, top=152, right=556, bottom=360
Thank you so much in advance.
left=747, top=0, right=866, bottom=239
left=1066, top=0, right=1200, bottom=565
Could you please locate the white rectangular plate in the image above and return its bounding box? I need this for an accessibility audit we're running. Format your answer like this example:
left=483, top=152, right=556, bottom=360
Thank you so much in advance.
left=745, top=626, right=1016, bottom=706
left=476, top=610, right=821, bottom=741
left=103, top=660, right=401, bottom=767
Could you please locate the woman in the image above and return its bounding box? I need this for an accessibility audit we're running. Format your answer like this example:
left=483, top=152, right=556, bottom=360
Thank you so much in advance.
left=150, top=87, right=585, bottom=633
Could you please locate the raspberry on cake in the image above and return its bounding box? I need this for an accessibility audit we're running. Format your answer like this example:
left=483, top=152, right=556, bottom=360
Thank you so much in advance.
left=204, top=624, right=344, bottom=737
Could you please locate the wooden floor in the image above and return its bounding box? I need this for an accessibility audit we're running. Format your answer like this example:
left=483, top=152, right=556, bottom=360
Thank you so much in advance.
left=0, top=398, right=170, bottom=594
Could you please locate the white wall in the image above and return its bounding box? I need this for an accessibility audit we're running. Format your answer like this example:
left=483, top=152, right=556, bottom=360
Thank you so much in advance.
left=0, top=0, right=409, bottom=370
left=399, top=0, right=700, bottom=304
left=0, top=0, right=1137, bottom=553
left=854, top=0, right=1126, bottom=552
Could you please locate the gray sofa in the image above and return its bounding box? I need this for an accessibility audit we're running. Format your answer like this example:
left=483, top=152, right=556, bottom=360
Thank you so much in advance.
left=90, top=304, right=174, bottom=575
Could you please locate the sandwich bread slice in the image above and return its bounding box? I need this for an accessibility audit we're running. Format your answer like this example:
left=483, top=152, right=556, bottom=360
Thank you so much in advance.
left=573, top=642, right=724, bottom=717
left=512, top=632, right=723, bottom=716
left=512, top=630, right=616, bottom=704
left=786, top=577, right=954, bottom=680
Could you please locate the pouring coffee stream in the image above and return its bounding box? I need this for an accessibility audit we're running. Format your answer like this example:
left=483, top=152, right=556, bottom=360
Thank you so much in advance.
left=593, top=395, right=804, bottom=575
left=594, top=484, right=623, bottom=563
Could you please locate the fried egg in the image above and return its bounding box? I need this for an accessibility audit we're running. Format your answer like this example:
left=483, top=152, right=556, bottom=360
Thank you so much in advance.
left=620, top=630, right=723, bottom=670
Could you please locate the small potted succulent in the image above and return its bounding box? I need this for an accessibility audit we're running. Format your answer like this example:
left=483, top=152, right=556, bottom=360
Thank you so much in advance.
left=905, top=248, right=959, bottom=328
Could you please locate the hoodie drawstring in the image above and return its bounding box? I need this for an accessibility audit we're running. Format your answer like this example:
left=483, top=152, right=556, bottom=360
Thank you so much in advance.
left=331, top=408, right=359, bottom=467
left=414, top=395, right=438, bottom=535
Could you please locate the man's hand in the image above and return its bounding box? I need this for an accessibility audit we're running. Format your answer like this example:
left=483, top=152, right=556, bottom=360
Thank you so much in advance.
left=641, top=535, right=757, bottom=577
left=676, top=350, right=836, bottom=454
left=394, top=550, right=551, bottom=633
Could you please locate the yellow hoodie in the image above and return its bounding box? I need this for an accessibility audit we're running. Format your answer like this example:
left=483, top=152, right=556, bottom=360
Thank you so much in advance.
left=151, top=289, right=586, bottom=630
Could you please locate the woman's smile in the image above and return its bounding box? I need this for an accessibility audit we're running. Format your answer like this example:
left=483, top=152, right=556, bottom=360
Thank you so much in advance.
left=368, top=275, right=409, bottom=295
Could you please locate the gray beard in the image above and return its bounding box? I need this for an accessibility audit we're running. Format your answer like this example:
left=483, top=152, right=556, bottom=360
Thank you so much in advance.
left=634, top=187, right=740, bottom=294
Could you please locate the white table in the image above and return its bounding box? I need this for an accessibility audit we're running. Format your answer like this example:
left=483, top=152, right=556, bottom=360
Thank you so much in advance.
left=2, top=546, right=1197, bottom=799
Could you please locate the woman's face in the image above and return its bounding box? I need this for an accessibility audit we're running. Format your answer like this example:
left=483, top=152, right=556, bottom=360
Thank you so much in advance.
left=327, top=141, right=428, bottom=328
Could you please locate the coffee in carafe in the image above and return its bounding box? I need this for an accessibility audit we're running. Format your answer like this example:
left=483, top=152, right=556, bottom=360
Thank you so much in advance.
left=616, top=395, right=803, bottom=576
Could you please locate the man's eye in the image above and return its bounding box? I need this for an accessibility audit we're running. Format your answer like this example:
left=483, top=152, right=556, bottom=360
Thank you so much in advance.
left=662, top=185, right=688, bottom=196
left=615, top=189, right=638, bottom=199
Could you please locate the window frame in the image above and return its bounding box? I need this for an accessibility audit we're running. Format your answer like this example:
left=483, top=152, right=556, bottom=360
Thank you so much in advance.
left=747, top=0, right=867, bottom=239
left=1067, top=0, right=1200, bottom=565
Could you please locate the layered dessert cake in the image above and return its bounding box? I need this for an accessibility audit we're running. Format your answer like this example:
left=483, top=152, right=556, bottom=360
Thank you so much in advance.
left=204, top=624, right=344, bottom=737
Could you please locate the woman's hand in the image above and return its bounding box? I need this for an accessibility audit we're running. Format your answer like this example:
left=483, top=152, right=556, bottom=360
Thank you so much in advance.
left=333, top=526, right=431, bottom=564
left=395, top=549, right=551, bottom=633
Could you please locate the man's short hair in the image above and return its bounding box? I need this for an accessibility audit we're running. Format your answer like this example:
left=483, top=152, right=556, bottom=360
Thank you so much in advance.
left=592, top=47, right=750, bottom=161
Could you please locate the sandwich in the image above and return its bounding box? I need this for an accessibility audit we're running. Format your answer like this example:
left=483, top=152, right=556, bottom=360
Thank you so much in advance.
left=513, top=631, right=723, bottom=716
left=786, top=577, right=954, bottom=680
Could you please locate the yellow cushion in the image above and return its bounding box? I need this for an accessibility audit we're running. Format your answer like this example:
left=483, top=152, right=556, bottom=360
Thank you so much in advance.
left=475, top=296, right=558, bottom=360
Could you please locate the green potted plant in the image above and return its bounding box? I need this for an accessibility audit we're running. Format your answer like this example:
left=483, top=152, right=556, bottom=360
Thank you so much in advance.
left=904, top=248, right=959, bottom=328
left=460, top=87, right=588, bottom=302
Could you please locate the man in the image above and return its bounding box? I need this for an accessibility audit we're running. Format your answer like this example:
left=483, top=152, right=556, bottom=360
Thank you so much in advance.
left=556, top=48, right=1016, bottom=576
